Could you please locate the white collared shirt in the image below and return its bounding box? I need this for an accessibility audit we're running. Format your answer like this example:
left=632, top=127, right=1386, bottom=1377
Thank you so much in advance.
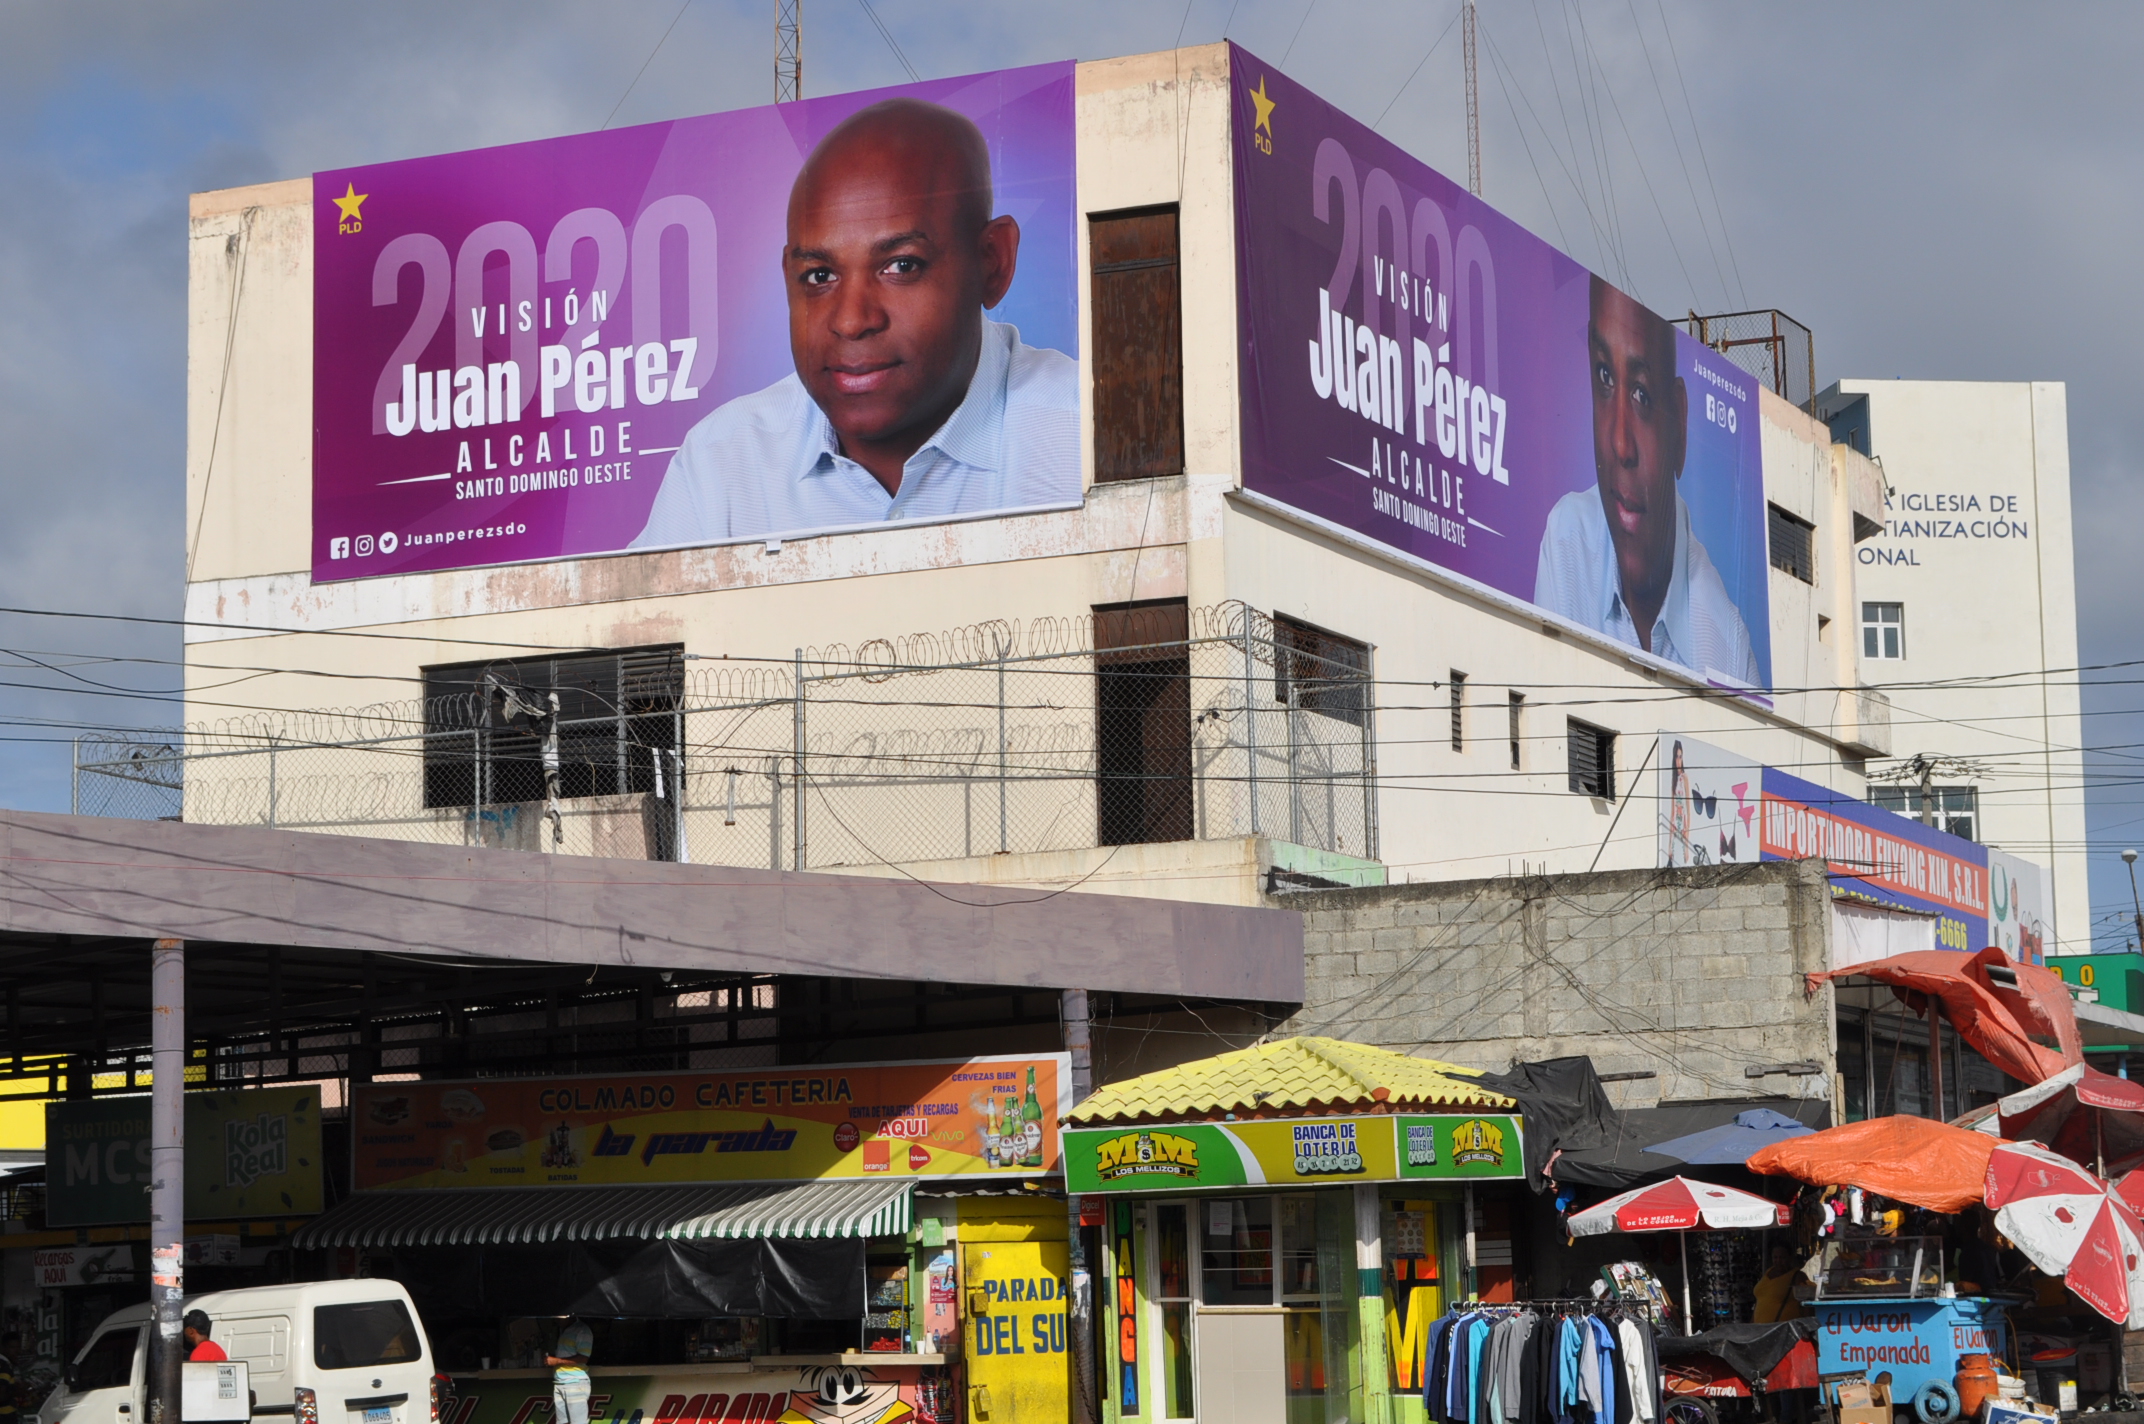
left=1533, top=487, right=1763, bottom=686
left=631, top=318, right=1079, bottom=547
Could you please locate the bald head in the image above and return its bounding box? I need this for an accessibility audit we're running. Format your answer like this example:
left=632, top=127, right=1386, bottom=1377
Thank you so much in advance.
left=781, top=97, right=1020, bottom=497
left=792, top=98, right=995, bottom=242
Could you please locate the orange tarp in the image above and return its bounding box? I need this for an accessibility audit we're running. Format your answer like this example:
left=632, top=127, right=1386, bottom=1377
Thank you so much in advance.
left=1747, top=1115, right=1996, bottom=1213
left=1809, top=946, right=2081, bottom=1087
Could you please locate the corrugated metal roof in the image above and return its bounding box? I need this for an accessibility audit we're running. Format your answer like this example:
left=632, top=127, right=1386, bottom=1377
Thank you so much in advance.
left=290, top=1181, right=912, bottom=1250
left=1067, top=1035, right=1512, bottom=1125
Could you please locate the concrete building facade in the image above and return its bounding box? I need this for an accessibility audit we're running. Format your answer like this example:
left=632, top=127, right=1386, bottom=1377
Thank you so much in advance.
left=1821, top=379, right=2087, bottom=951
left=172, top=42, right=1908, bottom=915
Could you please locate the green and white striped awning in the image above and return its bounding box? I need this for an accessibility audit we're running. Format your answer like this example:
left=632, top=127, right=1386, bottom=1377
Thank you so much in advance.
left=291, top=1180, right=912, bottom=1250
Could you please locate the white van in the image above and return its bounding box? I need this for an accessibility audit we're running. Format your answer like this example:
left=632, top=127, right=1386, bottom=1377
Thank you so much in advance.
left=34, top=1280, right=435, bottom=1424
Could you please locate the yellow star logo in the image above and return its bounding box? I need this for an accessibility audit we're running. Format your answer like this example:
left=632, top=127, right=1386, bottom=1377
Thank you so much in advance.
left=1250, top=76, right=1276, bottom=137
left=332, top=181, right=368, bottom=225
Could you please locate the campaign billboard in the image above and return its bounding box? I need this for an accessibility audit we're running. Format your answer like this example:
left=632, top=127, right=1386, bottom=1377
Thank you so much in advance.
left=1231, top=45, right=1772, bottom=691
left=350, top=1056, right=1068, bottom=1189
left=313, top=63, right=1077, bottom=581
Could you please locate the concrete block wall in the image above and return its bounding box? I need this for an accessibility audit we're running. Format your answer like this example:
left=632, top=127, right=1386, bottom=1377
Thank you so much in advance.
left=1274, top=858, right=1836, bottom=1107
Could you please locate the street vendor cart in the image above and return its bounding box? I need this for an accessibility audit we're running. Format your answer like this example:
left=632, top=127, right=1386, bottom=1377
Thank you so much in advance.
left=1807, top=1235, right=2019, bottom=1422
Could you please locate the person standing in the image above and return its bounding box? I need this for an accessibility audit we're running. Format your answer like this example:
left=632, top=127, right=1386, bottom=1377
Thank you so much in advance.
left=546, top=1320, right=593, bottom=1424
left=183, top=1313, right=228, bottom=1363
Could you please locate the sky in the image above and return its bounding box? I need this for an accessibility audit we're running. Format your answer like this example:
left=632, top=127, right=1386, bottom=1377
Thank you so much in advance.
left=4, top=0, right=2144, bottom=943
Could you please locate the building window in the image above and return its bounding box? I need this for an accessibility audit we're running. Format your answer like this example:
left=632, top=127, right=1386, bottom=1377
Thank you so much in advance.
left=1272, top=615, right=1369, bottom=726
left=1871, top=784, right=1978, bottom=843
left=422, top=647, right=684, bottom=809
left=1863, top=602, right=1905, bottom=660
left=1095, top=599, right=1192, bottom=846
left=1090, top=206, right=1183, bottom=482
left=1567, top=719, right=1616, bottom=800
left=1449, top=672, right=1467, bottom=751
left=1768, top=503, right=1816, bottom=583
left=1508, top=691, right=1524, bottom=771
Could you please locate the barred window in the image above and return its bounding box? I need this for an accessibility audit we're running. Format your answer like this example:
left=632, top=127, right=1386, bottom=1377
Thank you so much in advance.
left=1272, top=615, right=1369, bottom=728
left=1768, top=503, right=1816, bottom=583
left=1567, top=719, right=1616, bottom=800
left=1096, top=600, right=1192, bottom=846
left=1449, top=671, right=1467, bottom=751
left=422, top=646, right=684, bottom=810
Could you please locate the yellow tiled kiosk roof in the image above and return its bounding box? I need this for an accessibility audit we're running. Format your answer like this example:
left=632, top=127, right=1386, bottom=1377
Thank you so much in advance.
left=1067, top=1036, right=1514, bottom=1126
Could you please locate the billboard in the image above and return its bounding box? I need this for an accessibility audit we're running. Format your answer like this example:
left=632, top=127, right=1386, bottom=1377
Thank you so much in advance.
left=313, top=64, right=1077, bottom=580
left=1231, top=45, right=1772, bottom=691
left=1656, top=733, right=2057, bottom=961
left=351, top=1056, right=1068, bottom=1190
left=46, top=1086, right=324, bottom=1228
left=1656, top=731, right=1761, bottom=868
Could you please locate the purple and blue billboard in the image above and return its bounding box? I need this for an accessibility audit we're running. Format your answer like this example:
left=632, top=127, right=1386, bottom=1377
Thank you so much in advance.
left=1230, top=45, right=1771, bottom=691
left=312, top=63, right=1078, bottom=581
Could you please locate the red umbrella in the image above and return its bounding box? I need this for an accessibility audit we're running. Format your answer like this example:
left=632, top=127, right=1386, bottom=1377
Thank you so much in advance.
left=2000, top=1063, right=2144, bottom=1175
left=1568, top=1176, right=1786, bottom=1235
left=1985, top=1140, right=2144, bottom=1327
left=1568, top=1177, right=1787, bottom=1332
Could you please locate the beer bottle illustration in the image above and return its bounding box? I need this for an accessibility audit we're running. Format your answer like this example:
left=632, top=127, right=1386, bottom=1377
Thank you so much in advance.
left=982, top=1095, right=1001, bottom=1167
left=1020, top=1066, right=1044, bottom=1167
left=1001, top=1094, right=1021, bottom=1167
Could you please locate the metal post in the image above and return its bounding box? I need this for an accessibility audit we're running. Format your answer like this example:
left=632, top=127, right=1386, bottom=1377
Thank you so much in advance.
left=998, top=641, right=1010, bottom=854
left=1241, top=613, right=1261, bottom=836
left=267, top=734, right=278, bottom=828
left=71, top=737, right=80, bottom=816
left=1062, top=989, right=1095, bottom=1424
left=792, top=650, right=806, bottom=871
left=147, top=938, right=185, bottom=1424
left=1286, top=680, right=1302, bottom=846
left=1362, top=642, right=1379, bottom=861
left=1928, top=1007, right=1945, bottom=1122
left=671, top=750, right=690, bottom=864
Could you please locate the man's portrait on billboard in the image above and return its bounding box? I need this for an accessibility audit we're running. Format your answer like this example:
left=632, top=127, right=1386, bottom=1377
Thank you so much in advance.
left=633, top=97, right=1079, bottom=547
left=1532, top=275, right=1760, bottom=685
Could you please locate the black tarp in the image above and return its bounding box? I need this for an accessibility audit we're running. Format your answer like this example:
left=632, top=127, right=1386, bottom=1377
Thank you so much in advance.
left=1551, top=1098, right=1831, bottom=1190
left=566, top=1237, right=865, bottom=1319
left=1476, top=1057, right=1618, bottom=1192
left=1655, top=1318, right=1817, bottom=1389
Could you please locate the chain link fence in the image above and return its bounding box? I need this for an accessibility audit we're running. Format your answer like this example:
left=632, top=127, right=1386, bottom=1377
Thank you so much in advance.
left=1682, top=308, right=1816, bottom=413
left=75, top=603, right=1378, bottom=871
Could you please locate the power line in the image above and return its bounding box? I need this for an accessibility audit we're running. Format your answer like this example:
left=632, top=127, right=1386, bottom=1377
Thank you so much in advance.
left=603, top=0, right=695, bottom=129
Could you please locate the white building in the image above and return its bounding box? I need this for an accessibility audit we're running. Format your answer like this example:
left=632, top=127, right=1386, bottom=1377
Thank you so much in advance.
left=167, top=43, right=1938, bottom=927
left=1821, top=379, right=2086, bottom=951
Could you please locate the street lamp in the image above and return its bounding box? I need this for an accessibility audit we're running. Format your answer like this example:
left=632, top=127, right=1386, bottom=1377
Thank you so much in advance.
left=2126, top=849, right=2143, bottom=954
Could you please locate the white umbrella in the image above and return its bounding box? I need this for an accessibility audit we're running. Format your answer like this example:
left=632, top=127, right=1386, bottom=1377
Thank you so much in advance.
left=1567, top=1176, right=1786, bottom=1331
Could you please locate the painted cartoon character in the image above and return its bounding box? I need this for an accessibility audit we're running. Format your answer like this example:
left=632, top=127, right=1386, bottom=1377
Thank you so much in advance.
left=777, top=1367, right=914, bottom=1424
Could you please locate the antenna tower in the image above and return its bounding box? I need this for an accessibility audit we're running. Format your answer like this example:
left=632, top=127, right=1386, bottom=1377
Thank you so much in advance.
left=1463, top=0, right=1481, bottom=196
left=776, top=0, right=802, bottom=103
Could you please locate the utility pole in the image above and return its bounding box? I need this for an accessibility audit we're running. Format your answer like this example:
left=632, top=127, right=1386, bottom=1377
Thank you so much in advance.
left=775, top=0, right=802, bottom=103
left=146, top=939, right=185, bottom=1424
left=1915, top=753, right=1935, bottom=829
left=2125, top=849, right=2143, bottom=954
left=1463, top=0, right=1482, bottom=196
left=1062, top=990, right=1096, bottom=1424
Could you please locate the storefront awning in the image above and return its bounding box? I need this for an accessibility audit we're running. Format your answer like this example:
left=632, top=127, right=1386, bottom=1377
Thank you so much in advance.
left=291, top=1180, right=913, bottom=1249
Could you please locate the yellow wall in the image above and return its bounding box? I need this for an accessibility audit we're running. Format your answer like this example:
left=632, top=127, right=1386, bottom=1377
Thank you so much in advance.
left=0, top=1099, right=46, bottom=1150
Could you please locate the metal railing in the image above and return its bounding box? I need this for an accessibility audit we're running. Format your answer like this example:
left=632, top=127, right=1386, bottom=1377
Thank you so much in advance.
left=76, top=603, right=1379, bottom=870
left=1683, top=308, right=1817, bottom=413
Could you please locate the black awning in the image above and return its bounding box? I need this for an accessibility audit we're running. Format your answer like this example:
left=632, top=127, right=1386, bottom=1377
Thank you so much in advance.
left=1553, top=1097, right=1831, bottom=1189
